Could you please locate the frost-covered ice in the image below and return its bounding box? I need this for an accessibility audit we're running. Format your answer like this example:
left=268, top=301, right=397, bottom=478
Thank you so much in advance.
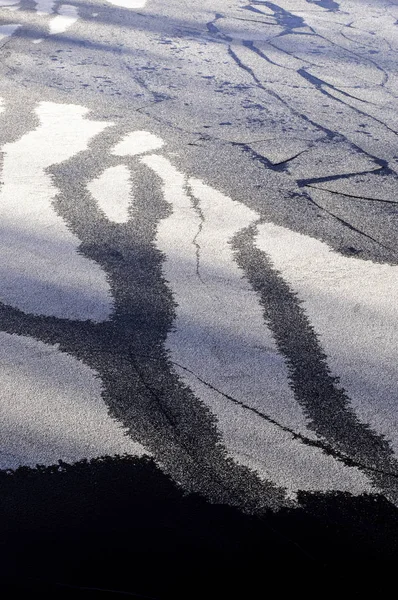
left=49, top=4, right=79, bottom=35
left=0, top=333, right=146, bottom=470
left=0, top=102, right=113, bottom=321
left=88, top=165, right=132, bottom=224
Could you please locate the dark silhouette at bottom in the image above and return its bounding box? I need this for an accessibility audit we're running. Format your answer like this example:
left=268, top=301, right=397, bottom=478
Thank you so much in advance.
left=1, top=455, right=397, bottom=598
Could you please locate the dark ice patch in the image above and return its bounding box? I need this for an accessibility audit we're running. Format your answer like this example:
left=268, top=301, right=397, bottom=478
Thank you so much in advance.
left=306, top=0, right=340, bottom=11
left=259, top=2, right=306, bottom=31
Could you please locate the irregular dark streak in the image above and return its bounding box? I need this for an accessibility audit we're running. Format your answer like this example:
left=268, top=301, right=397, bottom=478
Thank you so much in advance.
left=232, top=225, right=398, bottom=504
left=235, top=140, right=312, bottom=170
left=272, top=148, right=311, bottom=166
left=298, top=68, right=374, bottom=104
left=172, top=360, right=398, bottom=480
left=338, top=27, right=371, bottom=49
left=206, top=13, right=232, bottom=42
left=298, top=68, right=398, bottom=136
left=135, top=97, right=171, bottom=114
left=306, top=0, right=340, bottom=11
left=127, top=354, right=180, bottom=431
left=228, top=43, right=271, bottom=90
left=1, top=3, right=394, bottom=510
left=339, top=19, right=395, bottom=58
left=227, top=43, right=392, bottom=175
left=259, top=2, right=389, bottom=89
left=223, top=43, right=398, bottom=263
left=124, top=65, right=172, bottom=105
left=0, top=38, right=14, bottom=52
left=0, top=37, right=21, bottom=78
left=242, top=39, right=283, bottom=67
left=309, top=25, right=389, bottom=87
left=260, top=2, right=305, bottom=32
left=232, top=140, right=289, bottom=171
left=125, top=353, right=255, bottom=501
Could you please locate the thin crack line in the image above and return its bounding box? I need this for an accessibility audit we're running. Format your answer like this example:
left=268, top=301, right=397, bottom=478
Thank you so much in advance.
left=296, top=13, right=390, bottom=87
left=128, top=355, right=260, bottom=504
left=185, top=179, right=205, bottom=284
left=298, top=68, right=376, bottom=105
left=230, top=16, right=279, bottom=26
left=298, top=69, right=398, bottom=136
left=271, top=147, right=311, bottom=166
left=242, top=39, right=287, bottom=67
left=301, top=191, right=394, bottom=252
left=305, top=183, right=398, bottom=205
left=206, top=12, right=232, bottom=42
left=228, top=43, right=265, bottom=88
left=128, top=356, right=180, bottom=432
left=0, top=36, right=20, bottom=74
left=135, top=98, right=170, bottom=113
left=232, top=141, right=287, bottom=171
left=266, top=38, right=317, bottom=67
left=0, top=38, right=15, bottom=52
left=172, top=360, right=398, bottom=480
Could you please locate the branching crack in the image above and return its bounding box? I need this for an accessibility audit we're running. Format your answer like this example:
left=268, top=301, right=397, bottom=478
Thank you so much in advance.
left=300, top=190, right=394, bottom=252
left=305, top=183, right=398, bottom=205
left=227, top=40, right=395, bottom=177
left=298, top=68, right=398, bottom=136
left=242, top=39, right=285, bottom=67
left=298, top=68, right=374, bottom=105
left=172, top=360, right=398, bottom=481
